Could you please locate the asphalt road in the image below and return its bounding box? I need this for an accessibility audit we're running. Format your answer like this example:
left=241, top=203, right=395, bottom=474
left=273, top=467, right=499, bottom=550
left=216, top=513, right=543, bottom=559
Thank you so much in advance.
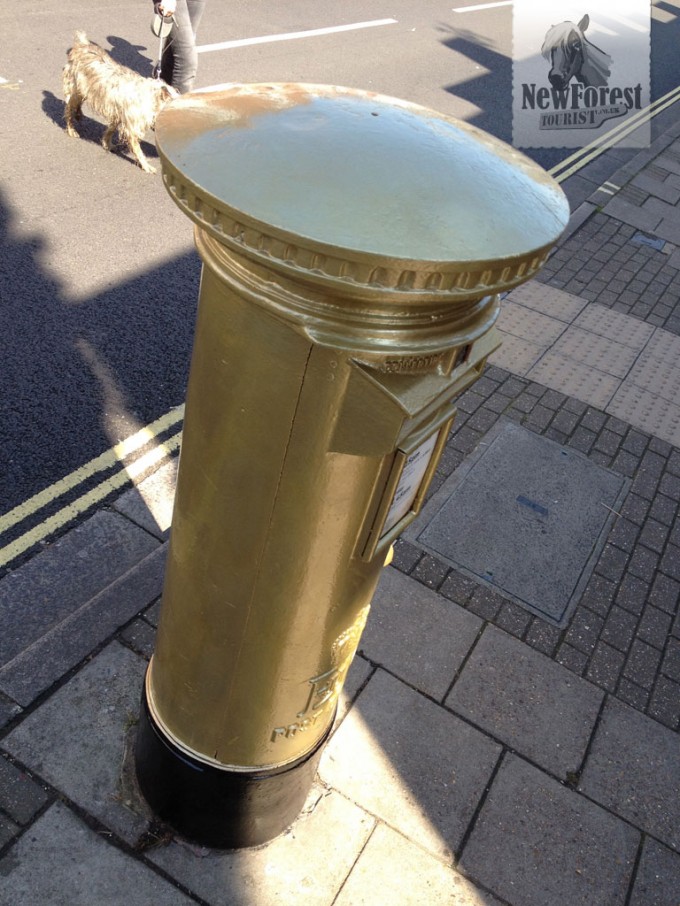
left=2, top=0, right=680, bottom=566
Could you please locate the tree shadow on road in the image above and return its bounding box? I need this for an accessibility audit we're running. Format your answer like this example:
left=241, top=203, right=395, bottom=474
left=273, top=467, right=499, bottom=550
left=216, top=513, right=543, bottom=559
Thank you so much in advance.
left=436, top=24, right=512, bottom=141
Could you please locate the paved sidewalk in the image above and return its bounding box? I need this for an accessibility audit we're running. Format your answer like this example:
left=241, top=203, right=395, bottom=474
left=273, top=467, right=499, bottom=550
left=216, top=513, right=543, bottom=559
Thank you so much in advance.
left=2, top=129, right=680, bottom=903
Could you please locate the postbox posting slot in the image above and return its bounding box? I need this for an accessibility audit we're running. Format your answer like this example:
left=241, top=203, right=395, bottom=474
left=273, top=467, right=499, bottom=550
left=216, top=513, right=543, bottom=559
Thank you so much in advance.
left=331, top=328, right=499, bottom=459
left=359, top=406, right=456, bottom=561
left=454, top=343, right=472, bottom=369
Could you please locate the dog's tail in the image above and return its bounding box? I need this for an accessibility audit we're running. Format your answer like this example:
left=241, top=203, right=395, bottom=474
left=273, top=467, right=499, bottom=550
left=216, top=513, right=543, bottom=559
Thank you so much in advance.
left=73, top=30, right=89, bottom=46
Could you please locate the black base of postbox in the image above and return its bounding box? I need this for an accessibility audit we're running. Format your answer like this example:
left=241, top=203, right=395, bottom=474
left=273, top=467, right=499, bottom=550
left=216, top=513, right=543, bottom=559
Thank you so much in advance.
left=134, top=687, right=331, bottom=849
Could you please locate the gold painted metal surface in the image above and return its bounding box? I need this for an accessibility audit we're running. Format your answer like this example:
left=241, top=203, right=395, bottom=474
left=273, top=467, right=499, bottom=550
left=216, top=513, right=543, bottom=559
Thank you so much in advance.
left=156, top=84, right=568, bottom=283
left=148, top=83, right=569, bottom=771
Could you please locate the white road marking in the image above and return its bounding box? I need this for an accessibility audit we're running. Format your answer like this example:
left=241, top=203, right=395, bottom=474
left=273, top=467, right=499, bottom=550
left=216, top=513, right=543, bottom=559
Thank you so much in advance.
left=196, top=19, right=398, bottom=54
left=452, top=2, right=512, bottom=13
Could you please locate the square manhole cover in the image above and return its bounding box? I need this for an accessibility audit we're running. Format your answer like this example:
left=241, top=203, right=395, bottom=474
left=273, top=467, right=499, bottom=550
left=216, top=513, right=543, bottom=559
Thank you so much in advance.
left=406, top=420, right=629, bottom=627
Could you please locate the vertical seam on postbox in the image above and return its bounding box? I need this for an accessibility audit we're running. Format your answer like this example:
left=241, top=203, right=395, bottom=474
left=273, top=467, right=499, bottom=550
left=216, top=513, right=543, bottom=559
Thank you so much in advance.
left=213, top=346, right=315, bottom=760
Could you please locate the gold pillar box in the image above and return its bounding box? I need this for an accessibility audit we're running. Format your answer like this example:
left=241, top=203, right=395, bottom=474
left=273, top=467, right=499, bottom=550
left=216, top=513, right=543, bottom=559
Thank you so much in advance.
left=135, top=83, right=569, bottom=848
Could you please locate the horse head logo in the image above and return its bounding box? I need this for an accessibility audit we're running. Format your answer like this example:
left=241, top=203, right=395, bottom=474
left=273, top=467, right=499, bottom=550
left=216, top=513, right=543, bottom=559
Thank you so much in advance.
left=541, top=14, right=612, bottom=90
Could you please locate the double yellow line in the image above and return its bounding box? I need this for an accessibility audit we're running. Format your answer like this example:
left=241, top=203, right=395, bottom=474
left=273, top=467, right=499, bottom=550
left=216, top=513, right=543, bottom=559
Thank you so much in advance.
left=550, top=83, right=680, bottom=183
left=0, top=407, right=184, bottom=568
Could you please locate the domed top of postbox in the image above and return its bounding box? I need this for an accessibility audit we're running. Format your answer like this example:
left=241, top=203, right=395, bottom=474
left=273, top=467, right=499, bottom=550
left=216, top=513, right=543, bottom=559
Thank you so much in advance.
left=155, top=83, right=569, bottom=299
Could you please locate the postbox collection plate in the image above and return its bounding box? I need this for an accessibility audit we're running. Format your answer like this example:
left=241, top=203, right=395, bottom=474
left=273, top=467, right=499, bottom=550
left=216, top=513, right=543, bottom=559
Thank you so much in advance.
left=361, top=411, right=455, bottom=561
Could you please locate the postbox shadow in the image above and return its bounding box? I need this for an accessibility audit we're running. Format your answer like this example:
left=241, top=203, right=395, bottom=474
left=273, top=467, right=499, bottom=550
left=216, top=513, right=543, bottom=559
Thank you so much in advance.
left=0, top=187, right=197, bottom=570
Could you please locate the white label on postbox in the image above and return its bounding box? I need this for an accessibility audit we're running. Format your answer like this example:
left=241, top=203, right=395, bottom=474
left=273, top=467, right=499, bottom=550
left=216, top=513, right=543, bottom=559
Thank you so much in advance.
left=382, top=431, right=439, bottom=537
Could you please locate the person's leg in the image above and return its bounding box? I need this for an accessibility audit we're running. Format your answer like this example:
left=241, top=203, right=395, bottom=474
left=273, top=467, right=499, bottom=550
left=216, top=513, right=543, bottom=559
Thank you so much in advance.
left=159, top=36, right=175, bottom=88
left=162, top=0, right=206, bottom=93
left=186, top=0, right=207, bottom=38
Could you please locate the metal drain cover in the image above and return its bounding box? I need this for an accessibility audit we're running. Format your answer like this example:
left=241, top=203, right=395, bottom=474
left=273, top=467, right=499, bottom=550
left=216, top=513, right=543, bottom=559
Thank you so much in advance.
left=406, top=420, right=629, bottom=626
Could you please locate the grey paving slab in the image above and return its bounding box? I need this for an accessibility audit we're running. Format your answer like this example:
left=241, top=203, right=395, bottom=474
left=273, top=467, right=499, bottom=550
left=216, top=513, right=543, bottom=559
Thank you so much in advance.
left=0, top=511, right=159, bottom=668
left=625, top=181, right=656, bottom=205
left=572, top=304, right=655, bottom=348
left=0, top=753, right=50, bottom=825
left=0, top=544, right=166, bottom=706
left=626, top=328, right=680, bottom=401
left=629, top=838, right=680, bottom=906
left=548, top=325, right=641, bottom=378
left=2, top=642, right=149, bottom=847
left=632, top=171, right=680, bottom=204
left=607, top=382, right=680, bottom=449
left=112, top=457, right=178, bottom=539
left=0, top=814, right=19, bottom=850
left=360, top=567, right=482, bottom=700
left=334, top=823, right=504, bottom=906
left=460, top=755, right=639, bottom=906
left=602, top=195, right=662, bottom=233
left=489, top=332, right=547, bottom=375
left=579, top=697, right=680, bottom=851
left=496, top=303, right=567, bottom=346
left=642, top=195, right=680, bottom=223
left=504, top=282, right=587, bottom=322
left=562, top=201, right=598, bottom=240
left=0, top=814, right=22, bottom=851
left=408, top=421, right=627, bottom=626
left=0, top=802, right=195, bottom=906
left=559, top=172, right=597, bottom=210
left=0, top=696, right=21, bottom=730
left=319, top=669, right=502, bottom=861
left=446, top=626, right=604, bottom=778
left=120, top=616, right=157, bottom=659
left=150, top=785, right=374, bottom=906
left=527, top=351, right=621, bottom=410
left=144, top=598, right=162, bottom=627
left=649, top=216, right=680, bottom=245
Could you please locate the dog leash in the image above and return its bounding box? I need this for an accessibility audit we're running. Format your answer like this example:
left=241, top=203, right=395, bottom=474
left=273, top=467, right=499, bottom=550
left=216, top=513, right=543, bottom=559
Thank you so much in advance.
left=151, top=12, right=174, bottom=80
